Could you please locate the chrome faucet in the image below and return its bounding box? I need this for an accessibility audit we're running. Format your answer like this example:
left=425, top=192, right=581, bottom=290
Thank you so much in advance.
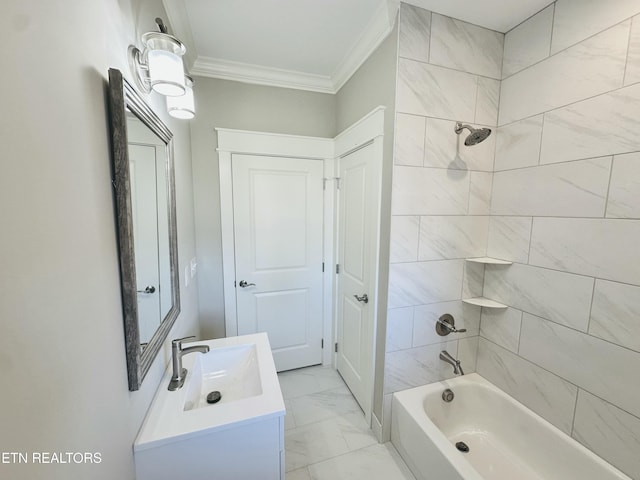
left=440, top=350, right=464, bottom=376
left=168, top=336, right=210, bottom=391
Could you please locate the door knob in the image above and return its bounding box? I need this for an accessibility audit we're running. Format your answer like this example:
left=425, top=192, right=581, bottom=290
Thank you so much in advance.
left=239, top=280, right=256, bottom=288
left=137, top=285, right=156, bottom=294
left=354, top=293, right=368, bottom=304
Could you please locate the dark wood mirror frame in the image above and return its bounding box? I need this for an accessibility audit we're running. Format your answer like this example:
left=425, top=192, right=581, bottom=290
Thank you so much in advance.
left=107, top=68, right=180, bottom=391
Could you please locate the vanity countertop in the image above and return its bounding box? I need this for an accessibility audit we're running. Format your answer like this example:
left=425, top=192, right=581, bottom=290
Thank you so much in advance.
left=134, top=333, right=285, bottom=452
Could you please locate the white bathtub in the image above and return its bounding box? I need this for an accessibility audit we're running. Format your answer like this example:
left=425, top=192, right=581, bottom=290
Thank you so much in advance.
left=391, top=373, right=631, bottom=480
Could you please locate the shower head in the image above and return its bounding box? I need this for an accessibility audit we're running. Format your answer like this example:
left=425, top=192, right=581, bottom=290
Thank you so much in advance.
left=454, top=122, right=492, bottom=146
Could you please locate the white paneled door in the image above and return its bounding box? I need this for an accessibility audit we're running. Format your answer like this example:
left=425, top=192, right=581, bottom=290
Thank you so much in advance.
left=336, top=141, right=380, bottom=419
left=232, top=154, right=324, bottom=371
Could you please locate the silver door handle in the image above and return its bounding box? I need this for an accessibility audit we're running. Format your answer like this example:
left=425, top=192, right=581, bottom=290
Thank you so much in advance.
left=354, top=293, right=368, bottom=304
left=137, top=285, right=156, bottom=294
left=239, top=280, right=256, bottom=288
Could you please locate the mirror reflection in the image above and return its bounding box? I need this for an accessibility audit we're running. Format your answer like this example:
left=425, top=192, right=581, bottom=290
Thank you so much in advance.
left=126, top=112, right=173, bottom=345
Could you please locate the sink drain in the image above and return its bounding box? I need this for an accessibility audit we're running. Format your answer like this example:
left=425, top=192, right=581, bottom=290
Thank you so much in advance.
left=456, top=441, right=470, bottom=453
left=207, top=391, right=222, bottom=404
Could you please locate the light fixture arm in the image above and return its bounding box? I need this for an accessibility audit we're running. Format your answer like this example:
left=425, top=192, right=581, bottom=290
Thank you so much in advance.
left=155, top=17, right=168, bottom=34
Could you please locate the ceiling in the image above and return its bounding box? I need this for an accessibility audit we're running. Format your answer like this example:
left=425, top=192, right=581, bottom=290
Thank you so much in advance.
left=163, top=0, right=554, bottom=94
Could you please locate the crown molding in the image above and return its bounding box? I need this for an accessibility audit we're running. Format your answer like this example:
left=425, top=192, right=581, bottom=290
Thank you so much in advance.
left=162, top=0, right=198, bottom=70
left=331, top=0, right=398, bottom=92
left=166, top=0, right=397, bottom=94
left=191, top=57, right=336, bottom=94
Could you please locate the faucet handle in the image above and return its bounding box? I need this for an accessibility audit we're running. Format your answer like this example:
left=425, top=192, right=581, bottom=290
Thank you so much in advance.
left=172, top=335, right=196, bottom=348
left=436, top=314, right=467, bottom=335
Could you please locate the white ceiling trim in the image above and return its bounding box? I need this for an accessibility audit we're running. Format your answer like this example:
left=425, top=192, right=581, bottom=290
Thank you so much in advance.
left=331, top=0, right=398, bottom=92
left=190, top=57, right=336, bottom=94
left=162, top=0, right=198, bottom=69
left=167, top=0, right=398, bottom=94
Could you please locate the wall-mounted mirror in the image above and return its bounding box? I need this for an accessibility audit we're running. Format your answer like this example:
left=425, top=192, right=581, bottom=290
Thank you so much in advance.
left=107, top=68, right=180, bottom=391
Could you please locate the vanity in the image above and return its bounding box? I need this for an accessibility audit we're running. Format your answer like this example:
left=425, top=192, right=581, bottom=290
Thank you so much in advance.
left=134, top=333, right=286, bottom=480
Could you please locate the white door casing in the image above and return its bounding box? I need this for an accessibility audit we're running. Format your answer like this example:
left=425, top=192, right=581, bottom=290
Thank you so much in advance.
left=232, top=154, right=324, bottom=371
left=217, top=130, right=335, bottom=367
left=217, top=107, right=385, bottom=415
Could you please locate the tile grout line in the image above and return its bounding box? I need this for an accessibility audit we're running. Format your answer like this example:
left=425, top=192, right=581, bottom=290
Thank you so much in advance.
left=622, top=15, right=634, bottom=87
left=421, top=115, right=428, bottom=168
left=388, top=213, right=640, bottom=220
left=585, top=278, right=597, bottom=335
left=603, top=155, right=615, bottom=218
left=427, top=11, right=432, bottom=65
left=296, top=440, right=409, bottom=477
left=504, top=7, right=634, bottom=83
left=397, top=71, right=639, bottom=130
left=548, top=2, right=556, bottom=58
left=481, top=336, right=640, bottom=424
left=516, top=310, right=524, bottom=353
left=570, top=387, right=580, bottom=438
left=537, top=111, right=546, bottom=165
left=527, top=217, right=534, bottom=262
left=399, top=151, right=638, bottom=174
left=503, top=307, right=640, bottom=356
left=391, top=253, right=640, bottom=288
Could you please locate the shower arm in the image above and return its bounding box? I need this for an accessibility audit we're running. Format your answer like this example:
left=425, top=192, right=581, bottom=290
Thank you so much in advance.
left=454, top=122, right=473, bottom=134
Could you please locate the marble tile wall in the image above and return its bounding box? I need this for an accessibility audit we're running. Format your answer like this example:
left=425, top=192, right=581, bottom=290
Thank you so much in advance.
left=386, top=3, right=640, bottom=474
left=499, top=21, right=630, bottom=125
left=385, top=3, right=503, bottom=400
left=502, top=5, right=554, bottom=78
left=477, top=2, right=640, bottom=478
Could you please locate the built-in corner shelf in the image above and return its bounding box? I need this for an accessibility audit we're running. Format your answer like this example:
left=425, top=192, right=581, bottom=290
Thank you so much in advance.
left=462, top=297, right=508, bottom=309
left=465, top=257, right=512, bottom=265
left=463, top=258, right=511, bottom=309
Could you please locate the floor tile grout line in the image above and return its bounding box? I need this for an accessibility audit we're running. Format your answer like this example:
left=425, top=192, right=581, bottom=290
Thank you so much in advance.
left=287, top=437, right=407, bottom=476
left=282, top=366, right=414, bottom=478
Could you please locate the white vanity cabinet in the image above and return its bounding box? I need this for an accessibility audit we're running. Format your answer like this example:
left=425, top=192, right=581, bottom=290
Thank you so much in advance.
left=133, top=333, right=286, bottom=480
left=135, top=415, right=285, bottom=480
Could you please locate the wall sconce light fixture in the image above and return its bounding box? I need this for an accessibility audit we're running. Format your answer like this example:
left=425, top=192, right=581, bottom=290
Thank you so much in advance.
left=167, top=75, right=195, bottom=119
left=128, top=19, right=196, bottom=120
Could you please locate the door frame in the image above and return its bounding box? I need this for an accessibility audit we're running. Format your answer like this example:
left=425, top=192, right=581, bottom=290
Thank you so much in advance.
left=217, top=129, right=335, bottom=365
left=217, top=105, right=385, bottom=377
left=333, top=107, right=385, bottom=424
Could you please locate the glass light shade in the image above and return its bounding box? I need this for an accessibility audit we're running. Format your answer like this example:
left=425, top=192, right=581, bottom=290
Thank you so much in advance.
left=139, top=32, right=187, bottom=96
left=167, top=79, right=195, bottom=119
left=147, top=49, right=185, bottom=96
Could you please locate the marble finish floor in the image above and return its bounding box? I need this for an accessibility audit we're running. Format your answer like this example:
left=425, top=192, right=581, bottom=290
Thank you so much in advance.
left=278, top=365, right=415, bottom=480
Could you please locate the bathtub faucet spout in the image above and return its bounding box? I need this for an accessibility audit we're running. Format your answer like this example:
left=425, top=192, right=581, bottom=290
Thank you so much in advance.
left=440, top=350, right=464, bottom=375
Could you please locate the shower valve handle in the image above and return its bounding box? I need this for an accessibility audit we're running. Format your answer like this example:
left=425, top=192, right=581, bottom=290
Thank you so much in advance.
left=436, top=314, right=466, bottom=336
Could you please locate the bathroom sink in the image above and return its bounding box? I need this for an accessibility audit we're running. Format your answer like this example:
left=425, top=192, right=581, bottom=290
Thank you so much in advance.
left=134, top=332, right=284, bottom=452
left=182, top=343, right=263, bottom=411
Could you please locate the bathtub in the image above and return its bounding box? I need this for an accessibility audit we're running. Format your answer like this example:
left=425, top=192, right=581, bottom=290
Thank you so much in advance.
left=391, top=373, right=631, bottom=480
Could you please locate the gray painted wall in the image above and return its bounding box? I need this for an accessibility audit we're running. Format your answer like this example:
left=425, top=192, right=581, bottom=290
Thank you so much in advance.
left=0, top=1, right=200, bottom=478
left=190, top=77, right=336, bottom=339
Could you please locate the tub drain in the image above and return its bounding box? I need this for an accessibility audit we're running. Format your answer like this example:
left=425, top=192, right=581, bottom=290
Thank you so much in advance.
left=456, top=441, right=470, bottom=453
